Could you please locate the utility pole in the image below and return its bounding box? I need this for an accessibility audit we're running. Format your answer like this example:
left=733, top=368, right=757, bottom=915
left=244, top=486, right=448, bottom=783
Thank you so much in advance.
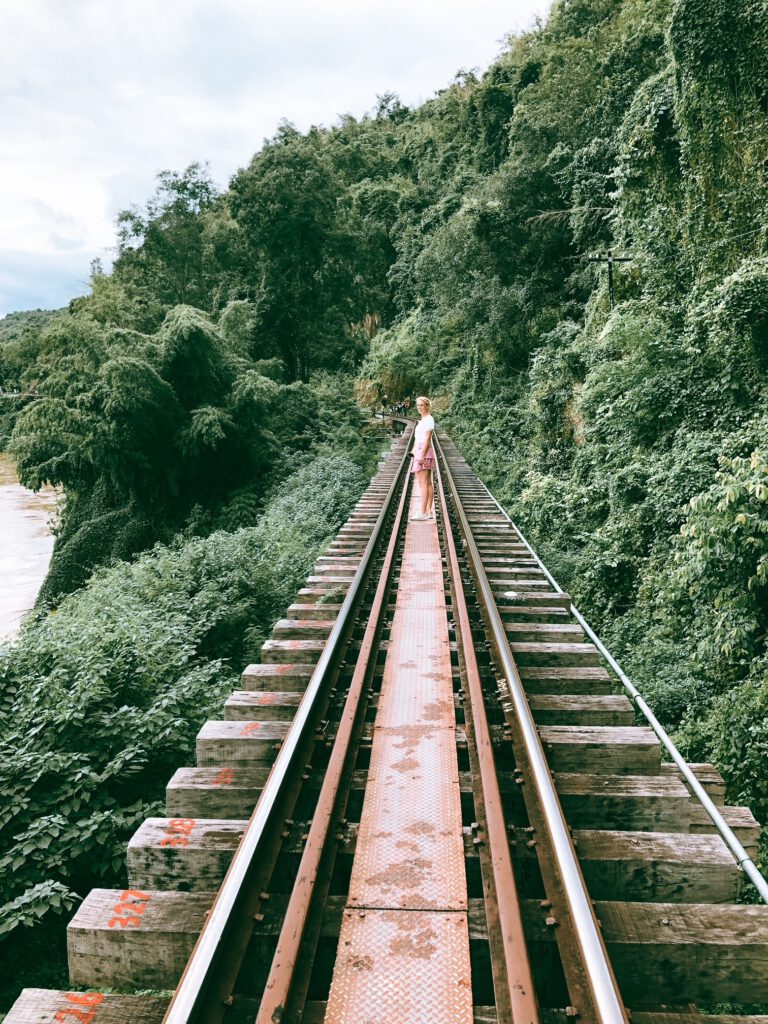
left=586, top=250, right=633, bottom=310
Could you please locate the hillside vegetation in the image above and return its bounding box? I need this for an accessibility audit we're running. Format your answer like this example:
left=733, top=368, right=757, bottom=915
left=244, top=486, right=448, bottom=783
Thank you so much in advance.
left=2, top=0, right=768, bottom=1006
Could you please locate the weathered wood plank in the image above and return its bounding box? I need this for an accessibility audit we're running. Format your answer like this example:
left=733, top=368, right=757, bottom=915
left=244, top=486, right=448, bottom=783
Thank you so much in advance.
left=528, top=694, right=634, bottom=726
left=659, top=762, right=726, bottom=804
left=166, top=766, right=268, bottom=817
left=166, top=765, right=698, bottom=833
left=127, top=817, right=248, bottom=892
left=688, top=802, right=760, bottom=856
left=67, top=888, right=213, bottom=988
left=486, top=566, right=547, bottom=580
left=196, top=720, right=289, bottom=766
left=493, top=579, right=551, bottom=592
left=504, top=622, right=585, bottom=644
left=240, top=662, right=314, bottom=691
left=127, top=813, right=738, bottom=905
left=497, top=591, right=573, bottom=610
left=271, top=618, right=335, bottom=639
left=4, top=990, right=170, bottom=1024
left=69, top=890, right=768, bottom=1004
left=518, top=665, right=613, bottom=695
left=287, top=602, right=343, bottom=620
left=498, top=605, right=571, bottom=623
left=296, top=586, right=350, bottom=602
left=555, top=773, right=692, bottom=831
left=537, top=726, right=660, bottom=774
left=305, top=574, right=360, bottom=586
left=510, top=641, right=601, bottom=667
left=260, top=638, right=325, bottom=663
left=595, top=900, right=768, bottom=1005
left=224, top=690, right=302, bottom=721
left=574, top=829, right=740, bottom=903
left=311, top=564, right=357, bottom=577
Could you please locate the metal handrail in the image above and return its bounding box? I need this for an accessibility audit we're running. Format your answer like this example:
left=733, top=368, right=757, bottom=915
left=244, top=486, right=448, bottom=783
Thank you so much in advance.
left=436, top=435, right=629, bottom=1024
left=478, top=478, right=768, bottom=905
left=163, top=426, right=415, bottom=1023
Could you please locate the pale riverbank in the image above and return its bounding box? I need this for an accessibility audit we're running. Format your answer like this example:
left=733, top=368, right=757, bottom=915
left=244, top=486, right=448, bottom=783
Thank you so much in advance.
left=0, top=453, right=57, bottom=640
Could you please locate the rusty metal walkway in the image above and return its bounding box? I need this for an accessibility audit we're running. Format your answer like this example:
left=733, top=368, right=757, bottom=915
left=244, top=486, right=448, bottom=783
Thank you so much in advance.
left=324, top=488, right=473, bottom=1023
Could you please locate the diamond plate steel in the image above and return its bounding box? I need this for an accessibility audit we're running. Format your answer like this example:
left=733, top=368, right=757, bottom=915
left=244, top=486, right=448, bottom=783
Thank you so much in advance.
left=324, top=909, right=473, bottom=1024
left=376, top=491, right=453, bottom=730
left=348, top=725, right=466, bottom=910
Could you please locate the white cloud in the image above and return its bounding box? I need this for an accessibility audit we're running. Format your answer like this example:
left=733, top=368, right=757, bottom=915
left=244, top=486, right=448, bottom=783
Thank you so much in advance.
left=0, top=0, right=552, bottom=316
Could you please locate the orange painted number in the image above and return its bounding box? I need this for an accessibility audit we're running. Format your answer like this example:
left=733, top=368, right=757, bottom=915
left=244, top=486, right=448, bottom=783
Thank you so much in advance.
left=53, top=992, right=104, bottom=1023
left=108, top=889, right=150, bottom=928
left=107, top=913, right=142, bottom=928
left=160, top=818, right=195, bottom=847
left=159, top=835, right=188, bottom=847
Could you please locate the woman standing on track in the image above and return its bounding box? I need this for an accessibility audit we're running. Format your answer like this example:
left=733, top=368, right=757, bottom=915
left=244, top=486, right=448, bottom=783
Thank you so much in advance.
left=411, top=396, right=435, bottom=521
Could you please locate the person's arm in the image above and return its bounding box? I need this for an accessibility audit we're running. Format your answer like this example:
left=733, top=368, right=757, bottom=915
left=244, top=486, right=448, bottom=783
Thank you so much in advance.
left=422, top=428, right=433, bottom=454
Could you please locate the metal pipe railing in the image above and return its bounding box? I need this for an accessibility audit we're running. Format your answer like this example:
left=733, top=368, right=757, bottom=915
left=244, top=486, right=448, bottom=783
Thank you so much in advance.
left=478, top=478, right=768, bottom=905
left=163, top=426, right=415, bottom=1023
left=436, top=436, right=629, bottom=1024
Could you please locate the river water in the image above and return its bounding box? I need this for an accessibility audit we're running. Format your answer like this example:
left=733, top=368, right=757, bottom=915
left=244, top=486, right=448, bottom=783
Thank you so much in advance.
left=0, top=453, right=57, bottom=641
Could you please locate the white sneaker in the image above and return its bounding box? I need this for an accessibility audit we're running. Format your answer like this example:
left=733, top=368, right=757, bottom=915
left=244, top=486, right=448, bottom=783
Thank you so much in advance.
left=410, top=512, right=428, bottom=521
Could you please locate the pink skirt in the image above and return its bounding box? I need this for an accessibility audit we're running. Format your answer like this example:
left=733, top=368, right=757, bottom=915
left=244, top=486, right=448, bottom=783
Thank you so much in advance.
left=411, top=444, right=436, bottom=474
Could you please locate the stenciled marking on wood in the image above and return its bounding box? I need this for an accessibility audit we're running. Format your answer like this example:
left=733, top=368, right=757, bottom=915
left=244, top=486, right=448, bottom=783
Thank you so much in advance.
left=53, top=991, right=105, bottom=1023
left=212, top=767, right=236, bottom=786
left=240, top=721, right=263, bottom=736
left=107, top=888, right=151, bottom=928
left=159, top=817, right=196, bottom=848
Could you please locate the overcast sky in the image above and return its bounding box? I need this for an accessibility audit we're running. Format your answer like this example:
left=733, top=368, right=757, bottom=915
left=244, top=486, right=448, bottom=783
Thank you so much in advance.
left=0, top=0, right=552, bottom=319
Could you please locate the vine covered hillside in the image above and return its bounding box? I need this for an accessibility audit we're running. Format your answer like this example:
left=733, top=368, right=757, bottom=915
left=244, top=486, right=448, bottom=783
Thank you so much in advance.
left=360, top=0, right=768, bottom=856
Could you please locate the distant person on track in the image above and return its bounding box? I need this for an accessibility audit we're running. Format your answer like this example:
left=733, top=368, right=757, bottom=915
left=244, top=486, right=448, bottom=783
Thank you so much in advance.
left=410, top=396, right=435, bottom=521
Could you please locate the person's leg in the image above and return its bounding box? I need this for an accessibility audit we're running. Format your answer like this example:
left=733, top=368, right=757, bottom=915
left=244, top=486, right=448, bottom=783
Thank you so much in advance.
left=417, top=469, right=430, bottom=516
left=426, top=470, right=434, bottom=516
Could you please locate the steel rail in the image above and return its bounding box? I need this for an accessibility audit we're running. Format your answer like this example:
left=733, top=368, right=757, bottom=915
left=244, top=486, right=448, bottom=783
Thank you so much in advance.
left=255, top=456, right=412, bottom=1022
left=434, top=454, right=540, bottom=1024
left=163, top=426, right=415, bottom=1024
left=476, top=478, right=768, bottom=906
left=436, top=435, right=629, bottom=1024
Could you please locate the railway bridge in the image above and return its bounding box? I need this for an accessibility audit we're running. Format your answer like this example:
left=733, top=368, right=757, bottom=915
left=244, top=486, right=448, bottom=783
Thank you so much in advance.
left=8, top=424, right=768, bottom=1024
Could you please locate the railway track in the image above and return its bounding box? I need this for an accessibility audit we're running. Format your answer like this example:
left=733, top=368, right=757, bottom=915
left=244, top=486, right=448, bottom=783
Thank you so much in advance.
left=8, top=424, right=768, bottom=1024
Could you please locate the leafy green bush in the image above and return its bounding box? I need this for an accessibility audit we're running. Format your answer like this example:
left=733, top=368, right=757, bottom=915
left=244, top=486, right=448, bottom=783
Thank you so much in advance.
left=0, top=445, right=371, bottom=1008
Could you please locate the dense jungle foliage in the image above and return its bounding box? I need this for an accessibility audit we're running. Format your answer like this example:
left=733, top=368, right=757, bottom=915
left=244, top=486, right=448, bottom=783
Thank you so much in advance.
left=2, top=0, right=768, bottom=1008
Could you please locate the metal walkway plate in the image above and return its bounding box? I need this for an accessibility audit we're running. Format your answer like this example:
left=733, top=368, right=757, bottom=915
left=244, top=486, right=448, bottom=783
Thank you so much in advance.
left=347, top=725, right=466, bottom=911
left=325, top=487, right=472, bottom=1023
left=325, top=909, right=473, bottom=1024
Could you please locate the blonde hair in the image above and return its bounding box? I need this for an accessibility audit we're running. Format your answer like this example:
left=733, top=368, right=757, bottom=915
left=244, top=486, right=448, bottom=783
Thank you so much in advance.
left=416, top=396, right=432, bottom=411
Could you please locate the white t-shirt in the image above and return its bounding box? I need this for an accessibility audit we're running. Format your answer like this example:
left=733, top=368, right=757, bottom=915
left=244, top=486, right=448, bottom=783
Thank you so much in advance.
left=415, top=414, right=435, bottom=443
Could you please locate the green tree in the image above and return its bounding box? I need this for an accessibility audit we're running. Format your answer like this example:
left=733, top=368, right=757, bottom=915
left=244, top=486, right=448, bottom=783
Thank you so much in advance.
left=229, top=124, right=372, bottom=380
left=113, top=163, right=221, bottom=320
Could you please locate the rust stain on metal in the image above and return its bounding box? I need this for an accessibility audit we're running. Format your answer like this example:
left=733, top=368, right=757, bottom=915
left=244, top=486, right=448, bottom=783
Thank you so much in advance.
left=388, top=924, right=438, bottom=959
left=390, top=754, right=420, bottom=773
left=405, top=820, right=435, bottom=835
